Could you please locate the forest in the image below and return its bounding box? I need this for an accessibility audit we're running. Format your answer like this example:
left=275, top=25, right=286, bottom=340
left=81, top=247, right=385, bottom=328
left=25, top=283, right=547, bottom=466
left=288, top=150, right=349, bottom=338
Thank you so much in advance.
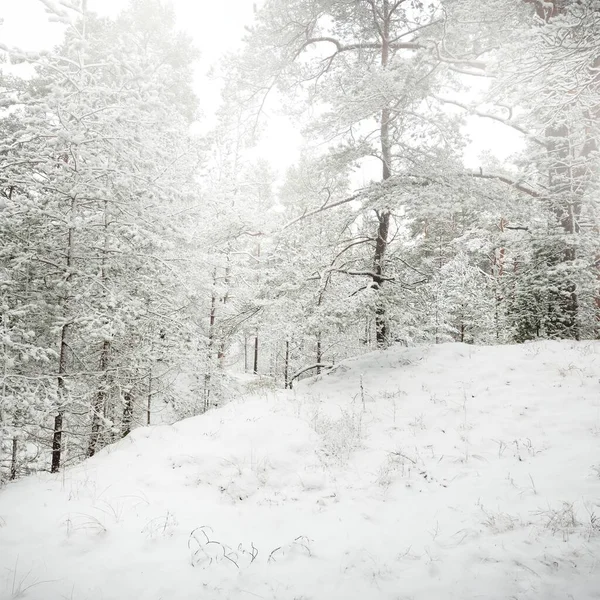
left=0, top=0, right=599, bottom=480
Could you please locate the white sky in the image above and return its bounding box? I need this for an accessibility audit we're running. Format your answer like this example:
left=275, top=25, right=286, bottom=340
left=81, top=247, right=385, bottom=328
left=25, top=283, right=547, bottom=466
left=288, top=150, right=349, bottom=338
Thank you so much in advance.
left=1, top=0, right=519, bottom=179
left=1, top=0, right=302, bottom=174
left=1, top=0, right=253, bottom=116
left=1, top=0, right=253, bottom=58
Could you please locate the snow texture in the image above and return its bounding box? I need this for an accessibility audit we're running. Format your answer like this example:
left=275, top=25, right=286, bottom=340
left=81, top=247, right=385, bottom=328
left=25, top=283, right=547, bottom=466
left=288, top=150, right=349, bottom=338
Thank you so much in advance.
left=1, top=341, right=600, bottom=599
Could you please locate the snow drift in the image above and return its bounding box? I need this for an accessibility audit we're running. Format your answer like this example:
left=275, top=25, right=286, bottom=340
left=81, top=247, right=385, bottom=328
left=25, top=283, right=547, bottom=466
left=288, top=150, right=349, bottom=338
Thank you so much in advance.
left=1, top=341, right=600, bottom=599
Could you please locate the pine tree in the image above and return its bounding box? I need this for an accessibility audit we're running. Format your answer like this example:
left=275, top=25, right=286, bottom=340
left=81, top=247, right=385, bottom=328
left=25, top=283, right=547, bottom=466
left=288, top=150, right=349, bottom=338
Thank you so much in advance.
left=0, top=0, right=202, bottom=473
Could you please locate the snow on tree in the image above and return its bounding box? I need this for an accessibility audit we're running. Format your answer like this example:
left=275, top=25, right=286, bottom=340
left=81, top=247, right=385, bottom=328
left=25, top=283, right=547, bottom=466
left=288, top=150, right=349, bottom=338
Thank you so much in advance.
left=0, top=0, right=202, bottom=475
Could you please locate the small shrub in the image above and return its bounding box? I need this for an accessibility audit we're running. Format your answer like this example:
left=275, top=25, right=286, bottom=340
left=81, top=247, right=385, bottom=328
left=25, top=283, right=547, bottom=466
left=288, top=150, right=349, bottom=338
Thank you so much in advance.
left=311, top=407, right=363, bottom=465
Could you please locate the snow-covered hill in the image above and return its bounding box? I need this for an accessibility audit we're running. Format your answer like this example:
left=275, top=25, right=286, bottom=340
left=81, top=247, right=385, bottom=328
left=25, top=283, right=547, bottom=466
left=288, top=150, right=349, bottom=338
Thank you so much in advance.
left=1, top=341, right=600, bottom=600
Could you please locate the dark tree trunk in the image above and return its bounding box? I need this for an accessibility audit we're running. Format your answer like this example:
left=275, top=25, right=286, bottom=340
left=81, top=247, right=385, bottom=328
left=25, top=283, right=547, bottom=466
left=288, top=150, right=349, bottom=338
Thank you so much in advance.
left=253, top=334, right=259, bottom=375
left=372, top=0, right=392, bottom=348
left=10, top=437, right=17, bottom=480
left=52, top=191, right=77, bottom=473
left=316, top=336, right=322, bottom=375
left=373, top=209, right=391, bottom=346
left=147, top=367, right=152, bottom=426
left=52, top=316, right=70, bottom=473
left=88, top=339, right=110, bottom=457
left=284, top=340, right=290, bottom=389
left=122, top=391, right=133, bottom=437
left=52, top=335, right=68, bottom=472
left=51, top=412, right=64, bottom=473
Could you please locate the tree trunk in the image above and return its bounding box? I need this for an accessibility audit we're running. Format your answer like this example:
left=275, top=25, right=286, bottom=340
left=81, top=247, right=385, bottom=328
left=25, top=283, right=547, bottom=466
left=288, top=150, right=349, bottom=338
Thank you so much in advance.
left=316, top=335, right=322, bottom=375
left=253, top=333, right=259, bottom=375
left=89, top=192, right=111, bottom=457
left=52, top=203, right=75, bottom=473
left=147, top=367, right=152, bottom=426
left=373, top=209, right=391, bottom=346
left=284, top=339, right=290, bottom=389
left=372, top=0, right=392, bottom=348
left=52, top=321, right=69, bottom=473
left=122, top=391, right=133, bottom=437
left=218, top=260, right=231, bottom=365
left=52, top=4, right=89, bottom=474
left=88, top=339, right=110, bottom=457
left=10, top=437, right=17, bottom=480
left=204, top=269, right=218, bottom=412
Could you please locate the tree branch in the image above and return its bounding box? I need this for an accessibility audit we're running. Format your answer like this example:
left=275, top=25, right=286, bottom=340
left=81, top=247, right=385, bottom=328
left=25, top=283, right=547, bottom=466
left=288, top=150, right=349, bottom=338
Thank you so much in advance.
left=327, top=268, right=395, bottom=280
left=434, top=95, right=547, bottom=147
left=467, top=171, right=541, bottom=198
left=282, top=191, right=362, bottom=229
left=283, top=170, right=542, bottom=230
left=295, top=37, right=422, bottom=59
left=504, top=225, right=531, bottom=232
left=289, top=363, right=333, bottom=385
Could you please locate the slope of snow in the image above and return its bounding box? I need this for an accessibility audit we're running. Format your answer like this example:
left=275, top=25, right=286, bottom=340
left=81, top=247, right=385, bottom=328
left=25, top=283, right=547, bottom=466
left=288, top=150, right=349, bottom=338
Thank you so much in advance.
left=1, top=341, right=600, bottom=600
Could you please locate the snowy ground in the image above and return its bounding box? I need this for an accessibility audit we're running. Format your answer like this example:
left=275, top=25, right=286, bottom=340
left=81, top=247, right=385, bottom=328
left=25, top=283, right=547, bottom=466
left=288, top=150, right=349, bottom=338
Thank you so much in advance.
left=1, top=341, right=600, bottom=600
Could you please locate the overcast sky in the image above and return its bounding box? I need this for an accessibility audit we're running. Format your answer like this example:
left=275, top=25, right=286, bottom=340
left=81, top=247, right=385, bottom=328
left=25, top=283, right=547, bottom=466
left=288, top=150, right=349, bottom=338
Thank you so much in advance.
left=1, top=0, right=254, bottom=111
left=1, top=0, right=254, bottom=56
